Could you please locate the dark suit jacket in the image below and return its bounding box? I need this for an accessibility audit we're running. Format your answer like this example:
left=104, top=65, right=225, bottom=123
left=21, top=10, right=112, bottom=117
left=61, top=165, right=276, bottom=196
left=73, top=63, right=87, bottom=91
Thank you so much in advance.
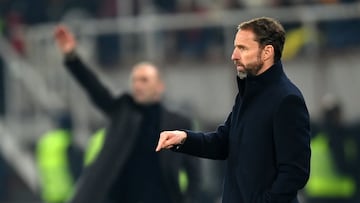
left=64, top=54, right=200, bottom=203
left=176, top=61, right=311, bottom=203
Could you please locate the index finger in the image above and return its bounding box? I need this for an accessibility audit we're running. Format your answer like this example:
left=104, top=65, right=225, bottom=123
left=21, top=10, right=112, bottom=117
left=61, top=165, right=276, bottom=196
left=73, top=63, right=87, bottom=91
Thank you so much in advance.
left=54, top=25, right=71, bottom=39
left=54, top=25, right=65, bottom=37
left=155, top=131, right=169, bottom=152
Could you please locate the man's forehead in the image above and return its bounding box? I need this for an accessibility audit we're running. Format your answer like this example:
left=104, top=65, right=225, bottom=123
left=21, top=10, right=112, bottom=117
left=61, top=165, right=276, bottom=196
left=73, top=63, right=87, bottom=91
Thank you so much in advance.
left=234, top=29, right=257, bottom=43
left=131, top=63, right=161, bottom=79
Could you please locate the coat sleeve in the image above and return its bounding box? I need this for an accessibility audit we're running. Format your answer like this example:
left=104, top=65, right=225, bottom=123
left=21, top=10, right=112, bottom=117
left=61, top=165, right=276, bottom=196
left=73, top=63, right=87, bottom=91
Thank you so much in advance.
left=64, top=53, right=115, bottom=115
left=174, top=112, right=232, bottom=160
left=265, top=95, right=311, bottom=202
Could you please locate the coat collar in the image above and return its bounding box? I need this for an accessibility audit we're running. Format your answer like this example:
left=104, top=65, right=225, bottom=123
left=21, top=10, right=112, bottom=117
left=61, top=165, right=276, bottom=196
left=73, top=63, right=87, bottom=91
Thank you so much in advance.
left=237, top=60, right=285, bottom=98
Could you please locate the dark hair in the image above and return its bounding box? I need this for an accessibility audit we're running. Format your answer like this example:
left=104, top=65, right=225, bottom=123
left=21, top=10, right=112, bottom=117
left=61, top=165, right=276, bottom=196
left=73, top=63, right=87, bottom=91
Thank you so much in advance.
left=238, top=17, right=285, bottom=62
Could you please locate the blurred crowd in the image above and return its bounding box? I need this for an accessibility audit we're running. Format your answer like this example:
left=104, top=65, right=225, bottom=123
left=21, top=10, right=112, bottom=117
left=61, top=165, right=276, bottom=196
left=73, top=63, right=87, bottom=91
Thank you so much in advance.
left=1, top=0, right=359, bottom=24
left=1, top=0, right=360, bottom=66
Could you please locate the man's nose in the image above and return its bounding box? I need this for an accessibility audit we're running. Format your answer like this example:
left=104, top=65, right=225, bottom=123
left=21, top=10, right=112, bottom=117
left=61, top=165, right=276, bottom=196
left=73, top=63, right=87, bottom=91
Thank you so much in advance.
left=231, top=48, right=238, bottom=61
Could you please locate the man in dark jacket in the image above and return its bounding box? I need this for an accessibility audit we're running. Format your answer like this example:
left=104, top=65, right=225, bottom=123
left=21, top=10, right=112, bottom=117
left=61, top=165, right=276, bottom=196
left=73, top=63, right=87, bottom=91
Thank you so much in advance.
left=54, top=26, right=200, bottom=203
left=156, top=17, right=311, bottom=203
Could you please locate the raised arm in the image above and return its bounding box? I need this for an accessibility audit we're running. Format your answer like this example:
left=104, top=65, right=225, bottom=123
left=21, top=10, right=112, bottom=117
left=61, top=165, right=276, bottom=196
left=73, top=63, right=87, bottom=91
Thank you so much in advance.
left=54, top=25, right=115, bottom=114
left=156, top=112, right=232, bottom=160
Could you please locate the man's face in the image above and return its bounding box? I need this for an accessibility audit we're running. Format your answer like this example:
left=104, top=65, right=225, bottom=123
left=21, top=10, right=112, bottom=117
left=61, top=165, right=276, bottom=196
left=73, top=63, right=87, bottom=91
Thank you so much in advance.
left=130, top=64, right=164, bottom=104
left=231, top=29, right=264, bottom=77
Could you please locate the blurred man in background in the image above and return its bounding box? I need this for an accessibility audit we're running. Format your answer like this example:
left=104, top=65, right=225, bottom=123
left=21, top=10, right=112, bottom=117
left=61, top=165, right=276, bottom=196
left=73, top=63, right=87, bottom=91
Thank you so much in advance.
left=156, top=17, right=311, bottom=203
left=36, top=112, right=83, bottom=203
left=54, top=25, right=201, bottom=203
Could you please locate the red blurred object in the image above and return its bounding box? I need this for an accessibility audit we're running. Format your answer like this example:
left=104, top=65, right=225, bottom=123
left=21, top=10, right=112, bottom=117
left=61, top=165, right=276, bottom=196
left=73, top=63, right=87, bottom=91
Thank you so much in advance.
left=6, top=11, right=26, bottom=56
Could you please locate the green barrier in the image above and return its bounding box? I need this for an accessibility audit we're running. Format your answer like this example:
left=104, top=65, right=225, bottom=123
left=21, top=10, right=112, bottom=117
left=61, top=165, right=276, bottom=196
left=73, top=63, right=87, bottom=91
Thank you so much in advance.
left=37, top=130, right=74, bottom=203
left=306, top=133, right=355, bottom=198
left=83, top=128, right=106, bottom=166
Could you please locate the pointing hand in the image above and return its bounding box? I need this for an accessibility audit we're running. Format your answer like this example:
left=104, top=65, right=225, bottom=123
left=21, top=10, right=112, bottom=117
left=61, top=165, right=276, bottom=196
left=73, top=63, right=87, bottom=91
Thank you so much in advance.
left=155, top=130, right=187, bottom=152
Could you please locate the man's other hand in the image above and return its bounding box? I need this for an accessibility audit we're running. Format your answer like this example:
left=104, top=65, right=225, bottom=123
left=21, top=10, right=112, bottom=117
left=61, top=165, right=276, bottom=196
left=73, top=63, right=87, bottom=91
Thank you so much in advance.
left=155, top=130, right=187, bottom=152
left=54, top=25, right=77, bottom=54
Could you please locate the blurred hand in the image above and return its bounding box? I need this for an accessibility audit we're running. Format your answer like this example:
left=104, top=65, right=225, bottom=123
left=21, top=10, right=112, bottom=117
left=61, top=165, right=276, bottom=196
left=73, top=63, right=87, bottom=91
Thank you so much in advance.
left=54, top=25, right=76, bottom=54
left=155, top=130, right=187, bottom=152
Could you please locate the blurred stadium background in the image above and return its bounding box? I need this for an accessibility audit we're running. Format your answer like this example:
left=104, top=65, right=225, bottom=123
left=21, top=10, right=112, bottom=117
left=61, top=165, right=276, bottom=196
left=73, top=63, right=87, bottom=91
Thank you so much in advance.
left=1, top=0, right=360, bottom=202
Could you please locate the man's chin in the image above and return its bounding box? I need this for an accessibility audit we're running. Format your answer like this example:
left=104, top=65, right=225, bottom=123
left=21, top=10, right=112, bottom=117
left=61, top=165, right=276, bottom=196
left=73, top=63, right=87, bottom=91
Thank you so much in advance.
left=237, top=71, right=247, bottom=79
left=133, top=96, right=146, bottom=104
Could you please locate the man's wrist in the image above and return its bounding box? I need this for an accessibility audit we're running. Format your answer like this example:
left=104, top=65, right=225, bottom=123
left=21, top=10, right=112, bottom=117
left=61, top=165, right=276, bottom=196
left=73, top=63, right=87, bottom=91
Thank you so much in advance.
left=64, top=49, right=77, bottom=61
left=180, top=134, right=186, bottom=145
left=174, top=131, right=187, bottom=150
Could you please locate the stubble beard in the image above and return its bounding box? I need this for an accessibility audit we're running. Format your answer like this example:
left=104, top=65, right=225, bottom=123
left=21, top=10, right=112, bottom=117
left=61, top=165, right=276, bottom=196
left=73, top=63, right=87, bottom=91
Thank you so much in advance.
left=237, top=53, right=263, bottom=79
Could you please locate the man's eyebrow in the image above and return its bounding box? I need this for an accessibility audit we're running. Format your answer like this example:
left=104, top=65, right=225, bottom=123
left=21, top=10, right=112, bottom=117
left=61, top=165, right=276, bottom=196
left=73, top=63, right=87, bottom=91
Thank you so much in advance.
left=234, top=44, right=246, bottom=48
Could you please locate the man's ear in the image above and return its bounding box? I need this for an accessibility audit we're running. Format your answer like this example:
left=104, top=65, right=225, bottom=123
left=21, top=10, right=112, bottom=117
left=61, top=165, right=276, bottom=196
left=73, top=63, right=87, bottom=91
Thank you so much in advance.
left=158, top=81, right=165, bottom=95
left=262, top=45, right=274, bottom=61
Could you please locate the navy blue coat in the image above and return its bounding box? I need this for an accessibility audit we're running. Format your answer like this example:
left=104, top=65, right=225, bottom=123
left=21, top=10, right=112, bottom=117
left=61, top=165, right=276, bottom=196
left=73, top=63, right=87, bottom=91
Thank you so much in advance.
left=176, top=61, right=311, bottom=203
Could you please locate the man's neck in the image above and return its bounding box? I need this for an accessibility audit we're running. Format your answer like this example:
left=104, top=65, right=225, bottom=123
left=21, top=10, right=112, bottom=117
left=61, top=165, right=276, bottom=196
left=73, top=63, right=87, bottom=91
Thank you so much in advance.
left=257, top=61, right=275, bottom=76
